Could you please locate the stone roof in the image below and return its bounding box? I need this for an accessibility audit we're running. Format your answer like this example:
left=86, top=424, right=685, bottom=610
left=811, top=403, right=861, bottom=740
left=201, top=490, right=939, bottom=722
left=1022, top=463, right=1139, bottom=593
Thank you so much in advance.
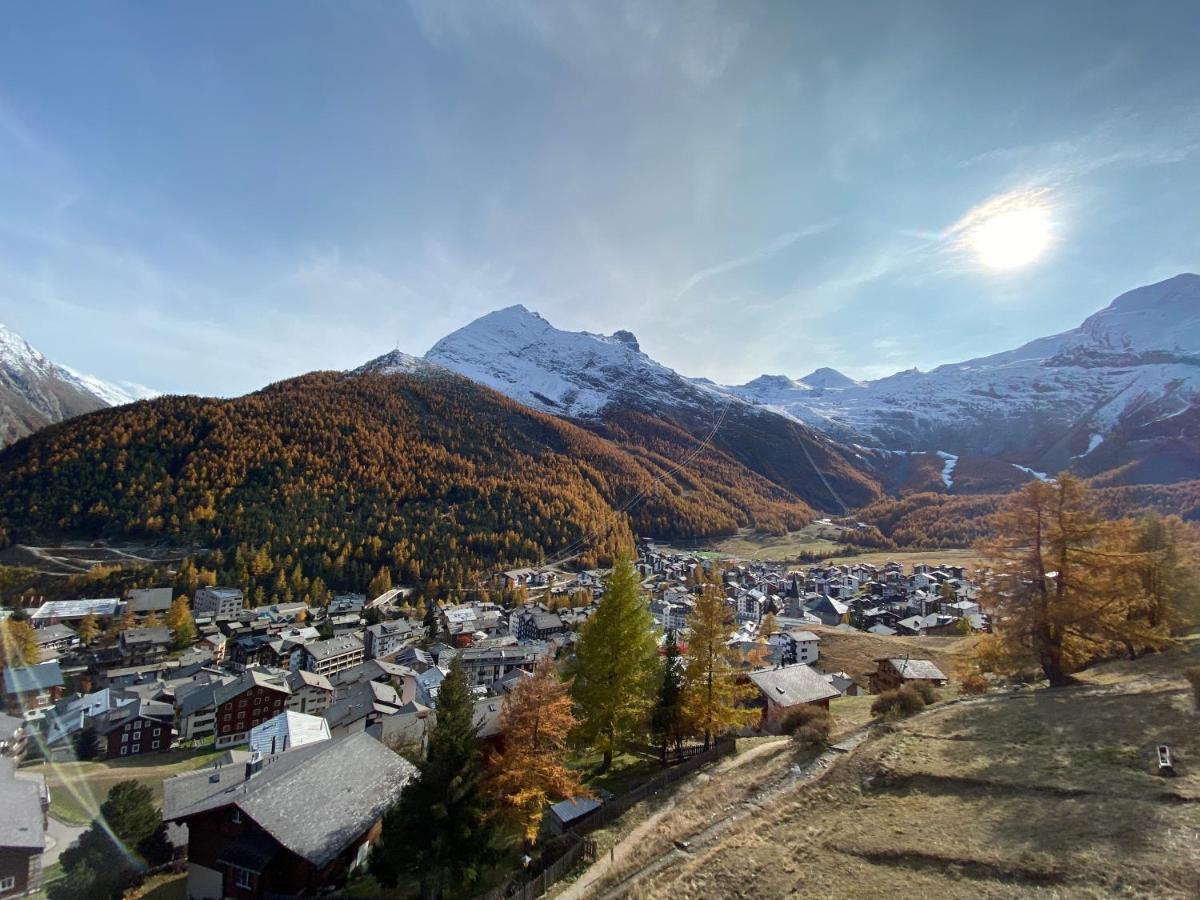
left=304, top=634, right=364, bottom=661
left=3, top=660, right=64, bottom=695
left=164, top=732, right=415, bottom=867
left=882, top=658, right=948, bottom=681
left=0, top=758, right=44, bottom=850
left=126, top=587, right=174, bottom=614
left=748, top=664, right=840, bottom=708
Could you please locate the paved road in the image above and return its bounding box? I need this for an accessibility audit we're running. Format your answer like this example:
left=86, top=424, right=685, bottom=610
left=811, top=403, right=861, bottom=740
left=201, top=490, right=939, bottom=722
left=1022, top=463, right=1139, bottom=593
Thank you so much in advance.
left=43, top=815, right=88, bottom=866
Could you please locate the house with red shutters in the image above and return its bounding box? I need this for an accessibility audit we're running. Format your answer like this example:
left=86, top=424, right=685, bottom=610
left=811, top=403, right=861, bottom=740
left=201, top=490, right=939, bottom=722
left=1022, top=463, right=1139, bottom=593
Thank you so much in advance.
left=212, top=670, right=290, bottom=749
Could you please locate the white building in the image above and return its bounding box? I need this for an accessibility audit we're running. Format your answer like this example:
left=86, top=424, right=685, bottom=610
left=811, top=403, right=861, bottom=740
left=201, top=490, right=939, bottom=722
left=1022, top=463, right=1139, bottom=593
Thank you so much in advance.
left=193, top=587, right=244, bottom=619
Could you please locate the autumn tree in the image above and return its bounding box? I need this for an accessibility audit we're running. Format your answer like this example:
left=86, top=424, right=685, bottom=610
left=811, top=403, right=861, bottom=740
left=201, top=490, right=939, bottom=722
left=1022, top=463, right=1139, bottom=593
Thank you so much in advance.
left=1130, top=513, right=1200, bottom=641
left=569, top=556, right=659, bottom=770
left=373, top=655, right=502, bottom=898
left=0, top=618, right=39, bottom=670
left=369, top=566, right=393, bottom=601
left=760, top=611, right=778, bottom=640
left=165, top=596, right=197, bottom=649
left=682, top=587, right=758, bottom=748
left=974, top=475, right=1172, bottom=686
left=78, top=612, right=100, bottom=646
left=487, top=657, right=587, bottom=843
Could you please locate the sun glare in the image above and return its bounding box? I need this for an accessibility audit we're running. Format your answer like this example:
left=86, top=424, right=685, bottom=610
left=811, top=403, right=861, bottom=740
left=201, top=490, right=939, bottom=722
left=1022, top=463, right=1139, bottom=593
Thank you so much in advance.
left=967, top=203, right=1052, bottom=270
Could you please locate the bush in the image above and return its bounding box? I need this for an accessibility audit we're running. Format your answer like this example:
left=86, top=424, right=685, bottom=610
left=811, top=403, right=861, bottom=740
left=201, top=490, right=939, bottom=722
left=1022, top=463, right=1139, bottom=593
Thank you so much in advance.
left=870, top=685, right=926, bottom=720
left=910, top=680, right=939, bottom=705
left=958, top=673, right=989, bottom=696
left=1185, top=667, right=1200, bottom=710
left=785, top=705, right=832, bottom=749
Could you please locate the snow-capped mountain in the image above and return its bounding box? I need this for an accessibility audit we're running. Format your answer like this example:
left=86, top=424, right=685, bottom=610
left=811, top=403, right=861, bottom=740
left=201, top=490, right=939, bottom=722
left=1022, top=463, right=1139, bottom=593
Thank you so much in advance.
left=0, top=324, right=156, bottom=447
left=731, top=274, right=1200, bottom=483
left=422, top=305, right=735, bottom=418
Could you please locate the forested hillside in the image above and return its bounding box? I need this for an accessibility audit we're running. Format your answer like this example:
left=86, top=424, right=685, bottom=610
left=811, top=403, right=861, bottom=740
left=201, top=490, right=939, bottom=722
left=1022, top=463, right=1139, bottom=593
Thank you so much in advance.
left=0, top=371, right=818, bottom=603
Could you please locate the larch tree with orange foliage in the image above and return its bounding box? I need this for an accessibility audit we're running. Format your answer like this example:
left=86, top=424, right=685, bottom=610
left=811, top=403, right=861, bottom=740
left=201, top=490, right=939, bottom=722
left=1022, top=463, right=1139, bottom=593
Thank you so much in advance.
left=487, top=657, right=588, bottom=843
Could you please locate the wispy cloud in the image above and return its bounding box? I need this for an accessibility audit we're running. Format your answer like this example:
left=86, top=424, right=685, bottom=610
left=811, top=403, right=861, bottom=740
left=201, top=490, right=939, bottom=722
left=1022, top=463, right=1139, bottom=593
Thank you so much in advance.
left=674, top=223, right=834, bottom=302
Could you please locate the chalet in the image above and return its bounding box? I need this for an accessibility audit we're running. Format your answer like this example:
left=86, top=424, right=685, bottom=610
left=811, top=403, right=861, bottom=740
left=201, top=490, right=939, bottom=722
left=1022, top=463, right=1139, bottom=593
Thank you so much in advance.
left=213, top=670, right=291, bottom=749
left=747, top=664, right=840, bottom=734
left=868, top=657, right=948, bottom=694
left=512, top=610, right=567, bottom=642
left=303, top=635, right=365, bottom=677
left=285, top=670, right=334, bottom=716
left=164, top=733, right=415, bottom=899
left=175, top=676, right=237, bottom=743
left=92, top=697, right=175, bottom=758
left=806, top=596, right=850, bottom=627
left=0, top=759, right=47, bottom=898
left=3, top=661, right=65, bottom=716
left=126, top=587, right=174, bottom=619
left=120, top=626, right=174, bottom=664
left=321, top=680, right=403, bottom=738
left=368, top=701, right=434, bottom=757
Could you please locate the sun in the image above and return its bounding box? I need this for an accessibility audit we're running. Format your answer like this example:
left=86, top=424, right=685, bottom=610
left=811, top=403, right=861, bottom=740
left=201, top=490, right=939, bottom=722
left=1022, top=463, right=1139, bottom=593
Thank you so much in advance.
left=967, top=203, right=1052, bottom=270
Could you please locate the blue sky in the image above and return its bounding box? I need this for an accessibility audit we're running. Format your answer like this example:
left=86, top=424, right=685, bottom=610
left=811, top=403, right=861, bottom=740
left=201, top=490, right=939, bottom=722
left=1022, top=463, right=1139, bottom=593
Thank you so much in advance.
left=2, top=1, right=1198, bottom=396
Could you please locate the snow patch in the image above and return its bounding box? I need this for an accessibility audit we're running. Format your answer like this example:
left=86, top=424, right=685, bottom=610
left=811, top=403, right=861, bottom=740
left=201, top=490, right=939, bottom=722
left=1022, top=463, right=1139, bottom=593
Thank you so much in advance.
left=1011, top=464, right=1052, bottom=483
left=936, top=451, right=958, bottom=489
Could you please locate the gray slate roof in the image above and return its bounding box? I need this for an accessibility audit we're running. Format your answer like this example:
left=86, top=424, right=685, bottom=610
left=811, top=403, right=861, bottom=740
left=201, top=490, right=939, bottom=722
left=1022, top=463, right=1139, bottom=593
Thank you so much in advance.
left=304, top=634, right=364, bottom=661
left=126, top=587, right=174, bottom=613
left=0, top=758, right=44, bottom=850
left=3, top=660, right=65, bottom=695
left=883, top=658, right=948, bottom=681
left=748, top=664, right=840, bottom=707
left=164, top=732, right=415, bottom=867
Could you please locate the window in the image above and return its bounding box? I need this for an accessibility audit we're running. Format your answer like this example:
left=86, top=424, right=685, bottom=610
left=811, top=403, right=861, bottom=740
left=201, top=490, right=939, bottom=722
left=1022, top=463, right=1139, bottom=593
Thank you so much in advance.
left=132, top=744, right=140, bottom=753
left=151, top=741, right=159, bottom=750
left=0, top=875, right=14, bottom=892
left=133, top=731, right=141, bottom=740
left=153, top=728, right=161, bottom=736
left=120, top=747, right=128, bottom=756
left=233, top=867, right=253, bottom=889
left=122, top=733, right=129, bottom=743
left=231, top=808, right=241, bottom=824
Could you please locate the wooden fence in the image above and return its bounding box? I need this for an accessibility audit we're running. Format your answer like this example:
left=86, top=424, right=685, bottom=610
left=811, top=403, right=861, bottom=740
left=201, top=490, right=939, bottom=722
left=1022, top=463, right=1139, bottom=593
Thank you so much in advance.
left=478, top=737, right=735, bottom=900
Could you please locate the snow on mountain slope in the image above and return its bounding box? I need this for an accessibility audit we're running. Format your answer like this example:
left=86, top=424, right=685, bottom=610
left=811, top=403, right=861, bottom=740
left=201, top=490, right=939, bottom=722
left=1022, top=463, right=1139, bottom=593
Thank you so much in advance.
left=730, top=274, right=1200, bottom=480
left=0, top=324, right=155, bottom=447
left=423, top=304, right=734, bottom=418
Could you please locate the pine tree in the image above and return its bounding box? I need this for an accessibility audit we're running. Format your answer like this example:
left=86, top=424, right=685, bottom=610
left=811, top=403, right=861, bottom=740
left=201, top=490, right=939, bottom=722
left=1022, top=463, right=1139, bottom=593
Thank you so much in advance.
left=569, top=556, right=659, bottom=770
left=487, top=657, right=587, bottom=843
left=423, top=600, right=441, bottom=643
left=682, top=587, right=758, bottom=748
left=373, top=655, right=502, bottom=898
left=650, top=630, right=686, bottom=759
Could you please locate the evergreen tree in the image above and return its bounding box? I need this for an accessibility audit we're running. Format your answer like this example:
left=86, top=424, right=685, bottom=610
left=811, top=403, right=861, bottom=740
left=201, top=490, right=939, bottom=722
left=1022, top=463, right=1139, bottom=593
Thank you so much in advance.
left=373, top=655, right=502, bottom=898
left=650, top=630, right=686, bottom=759
left=423, top=600, right=441, bottom=643
left=682, top=587, right=758, bottom=748
left=569, top=556, right=659, bottom=770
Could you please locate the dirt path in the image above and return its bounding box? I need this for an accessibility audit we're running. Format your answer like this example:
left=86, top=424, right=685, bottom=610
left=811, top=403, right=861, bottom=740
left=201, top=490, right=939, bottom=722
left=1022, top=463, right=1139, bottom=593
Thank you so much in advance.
left=555, top=738, right=790, bottom=900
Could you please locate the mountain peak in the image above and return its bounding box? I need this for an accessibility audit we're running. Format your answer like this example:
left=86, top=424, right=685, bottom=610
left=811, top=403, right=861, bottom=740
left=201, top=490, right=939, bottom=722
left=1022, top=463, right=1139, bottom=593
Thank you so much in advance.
left=355, top=349, right=441, bottom=377
left=1078, top=272, right=1200, bottom=354
left=800, top=367, right=859, bottom=390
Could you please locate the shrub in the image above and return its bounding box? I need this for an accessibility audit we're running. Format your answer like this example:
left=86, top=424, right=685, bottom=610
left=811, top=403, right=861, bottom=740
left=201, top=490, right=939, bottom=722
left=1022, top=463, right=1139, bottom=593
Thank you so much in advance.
left=911, top=680, right=939, bottom=705
left=870, top=685, right=926, bottom=720
left=1185, top=666, right=1200, bottom=710
left=958, top=673, right=989, bottom=695
left=786, top=705, right=832, bottom=749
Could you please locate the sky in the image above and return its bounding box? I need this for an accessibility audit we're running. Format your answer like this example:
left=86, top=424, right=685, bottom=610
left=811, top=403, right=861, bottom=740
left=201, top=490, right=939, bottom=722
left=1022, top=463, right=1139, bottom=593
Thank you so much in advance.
left=1, top=0, right=1198, bottom=396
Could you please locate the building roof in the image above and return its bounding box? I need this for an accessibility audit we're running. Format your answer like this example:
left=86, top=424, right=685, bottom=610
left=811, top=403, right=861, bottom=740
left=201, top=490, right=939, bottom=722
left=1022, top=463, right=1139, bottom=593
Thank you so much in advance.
left=126, top=587, right=174, bottom=613
left=121, top=626, right=173, bottom=646
left=549, top=795, right=603, bottom=824
left=3, top=660, right=65, bottom=695
left=881, top=658, right=948, bottom=681
left=31, top=598, right=119, bottom=620
left=249, top=711, right=330, bottom=756
left=33, top=624, right=77, bottom=645
left=304, top=634, right=364, bottom=661
left=0, top=713, right=24, bottom=742
left=0, top=759, right=44, bottom=850
left=212, top=669, right=289, bottom=707
left=164, top=732, right=415, bottom=867
left=748, top=664, right=840, bottom=708
left=286, top=670, right=333, bottom=693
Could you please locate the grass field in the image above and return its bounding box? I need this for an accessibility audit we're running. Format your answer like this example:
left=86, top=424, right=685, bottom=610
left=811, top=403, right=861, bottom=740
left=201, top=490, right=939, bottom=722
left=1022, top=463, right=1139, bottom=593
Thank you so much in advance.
left=808, top=623, right=977, bottom=688
left=814, top=547, right=990, bottom=574
left=27, top=747, right=224, bottom=825
left=624, top=652, right=1200, bottom=898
